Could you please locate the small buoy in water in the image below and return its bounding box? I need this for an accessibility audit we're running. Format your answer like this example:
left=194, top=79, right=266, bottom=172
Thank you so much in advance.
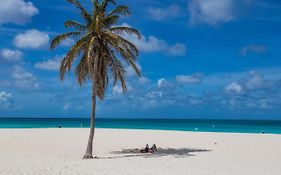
left=261, top=131, right=265, bottom=134
left=58, top=125, right=62, bottom=128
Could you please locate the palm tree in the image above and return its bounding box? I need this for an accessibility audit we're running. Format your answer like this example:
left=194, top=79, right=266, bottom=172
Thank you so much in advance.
left=50, top=0, right=141, bottom=159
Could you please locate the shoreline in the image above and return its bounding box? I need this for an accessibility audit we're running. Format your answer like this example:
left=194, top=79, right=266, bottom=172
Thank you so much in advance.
left=1, top=128, right=281, bottom=175
left=1, top=118, right=281, bottom=134
left=0, top=127, right=280, bottom=135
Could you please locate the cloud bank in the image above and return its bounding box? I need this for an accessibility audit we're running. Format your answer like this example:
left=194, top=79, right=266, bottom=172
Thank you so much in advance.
left=188, top=0, right=236, bottom=26
left=13, top=29, right=49, bottom=49
left=0, top=49, right=23, bottom=62
left=0, top=0, right=39, bottom=25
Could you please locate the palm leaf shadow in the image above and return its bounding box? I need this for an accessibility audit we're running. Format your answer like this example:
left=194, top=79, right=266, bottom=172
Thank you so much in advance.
left=95, top=148, right=211, bottom=159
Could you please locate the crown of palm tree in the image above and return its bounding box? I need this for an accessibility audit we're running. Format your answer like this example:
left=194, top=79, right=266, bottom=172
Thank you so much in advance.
left=50, top=0, right=141, bottom=99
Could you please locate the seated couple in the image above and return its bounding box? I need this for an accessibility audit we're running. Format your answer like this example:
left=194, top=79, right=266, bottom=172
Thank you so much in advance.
left=140, top=144, right=157, bottom=153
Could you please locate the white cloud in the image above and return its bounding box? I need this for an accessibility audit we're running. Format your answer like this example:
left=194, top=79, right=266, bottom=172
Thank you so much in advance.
left=13, top=29, right=49, bottom=49
left=240, top=45, right=267, bottom=56
left=12, top=66, right=39, bottom=91
left=176, top=73, right=202, bottom=84
left=115, top=23, right=131, bottom=28
left=224, top=82, right=243, bottom=93
left=245, top=71, right=264, bottom=90
left=112, top=84, right=132, bottom=95
left=0, top=0, right=39, bottom=25
left=166, top=43, right=186, bottom=56
left=0, top=91, right=13, bottom=109
left=188, top=0, right=235, bottom=26
left=157, top=78, right=172, bottom=88
left=119, top=23, right=186, bottom=56
left=223, top=71, right=275, bottom=95
left=35, top=55, right=63, bottom=71
left=244, top=71, right=273, bottom=90
left=148, top=4, right=180, bottom=21
left=128, top=35, right=186, bottom=56
left=157, top=78, right=166, bottom=88
left=138, top=77, right=151, bottom=85
left=0, top=48, right=23, bottom=62
left=130, top=35, right=167, bottom=53
left=60, top=38, right=75, bottom=47
left=112, top=86, right=123, bottom=95
left=99, top=68, right=281, bottom=111
left=146, top=91, right=164, bottom=100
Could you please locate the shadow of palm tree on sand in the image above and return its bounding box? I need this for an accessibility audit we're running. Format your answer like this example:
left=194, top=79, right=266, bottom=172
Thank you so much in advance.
left=95, top=148, right=211, bottom=159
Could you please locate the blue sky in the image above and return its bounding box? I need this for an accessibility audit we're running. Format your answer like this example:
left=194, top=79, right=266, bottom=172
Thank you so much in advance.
left=0, top=0, right=281, bottom=119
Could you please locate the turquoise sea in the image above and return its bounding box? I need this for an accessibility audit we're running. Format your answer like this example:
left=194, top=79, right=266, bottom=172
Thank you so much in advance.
left=0, top=118, right=281, bottom=134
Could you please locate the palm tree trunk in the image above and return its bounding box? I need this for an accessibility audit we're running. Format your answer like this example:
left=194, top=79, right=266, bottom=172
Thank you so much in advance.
left=83, top=80, right=96, bottom=159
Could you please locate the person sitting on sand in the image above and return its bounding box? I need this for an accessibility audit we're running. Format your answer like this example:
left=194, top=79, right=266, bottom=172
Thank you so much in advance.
left=140, top=144, right=149, bottom=153
left=149, top=144, right=157, bottom=153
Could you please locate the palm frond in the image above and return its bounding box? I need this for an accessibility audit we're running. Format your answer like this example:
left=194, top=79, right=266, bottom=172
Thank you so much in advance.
left=67, top=0, right=92, bottom=22
left=65, top=20, right=87, bottom=31
left=60, top=34, right=90, bottom=80
left=101, top=0, right=117, bottom=11
left=110, top=54, right=127, bottom=91
left=108, top=5, right=130, bottom=16
left=110, top=26, right=141, bottom=39
left=50, top=32, right=80, bottom=49
left=104, top=32, right=139, bottom=57
left=75, top=53, right=90, bottom=86
left=128, top=60, right=141, bottom=76
left=103, top=15, right=120, bottom=27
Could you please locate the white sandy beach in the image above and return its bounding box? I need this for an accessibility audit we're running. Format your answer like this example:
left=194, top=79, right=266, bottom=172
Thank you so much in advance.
left=0, top=128, right=280, bottom=175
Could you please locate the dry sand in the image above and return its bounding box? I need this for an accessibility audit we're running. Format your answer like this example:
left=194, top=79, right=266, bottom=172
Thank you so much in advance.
left=0, top=128, right=280, bottom=175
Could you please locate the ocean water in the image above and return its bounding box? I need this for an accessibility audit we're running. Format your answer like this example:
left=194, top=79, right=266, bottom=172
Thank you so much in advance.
left=0, top=118, right=281, bottom=134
